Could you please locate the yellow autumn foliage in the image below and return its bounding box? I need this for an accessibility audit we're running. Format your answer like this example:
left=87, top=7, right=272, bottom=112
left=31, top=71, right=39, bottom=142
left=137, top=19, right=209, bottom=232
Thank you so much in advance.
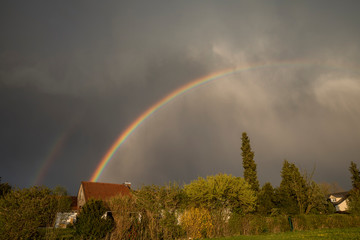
left=180, top=207, right=214, bottom=239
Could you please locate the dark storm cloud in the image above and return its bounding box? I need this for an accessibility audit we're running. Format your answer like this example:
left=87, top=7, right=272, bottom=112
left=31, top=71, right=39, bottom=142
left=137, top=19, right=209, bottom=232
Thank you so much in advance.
left=1, top=1, right=360, bottom=193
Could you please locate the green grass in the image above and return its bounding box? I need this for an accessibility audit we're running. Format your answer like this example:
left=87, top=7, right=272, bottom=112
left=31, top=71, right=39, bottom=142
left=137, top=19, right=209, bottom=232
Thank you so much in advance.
left=209, top=227, right=360, bottom=240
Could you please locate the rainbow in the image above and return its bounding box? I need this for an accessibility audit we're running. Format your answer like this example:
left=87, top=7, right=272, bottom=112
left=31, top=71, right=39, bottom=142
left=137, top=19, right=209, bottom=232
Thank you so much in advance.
left=33, top=113, right=82, bottom=186
left=90, top=61, right=359, bottom=182
left=33, top=131, right=69, bottom=186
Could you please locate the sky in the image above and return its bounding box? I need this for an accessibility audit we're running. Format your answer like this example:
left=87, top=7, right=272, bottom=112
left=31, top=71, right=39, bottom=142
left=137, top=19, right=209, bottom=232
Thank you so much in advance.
left=1, top=1, right=360, bottom=195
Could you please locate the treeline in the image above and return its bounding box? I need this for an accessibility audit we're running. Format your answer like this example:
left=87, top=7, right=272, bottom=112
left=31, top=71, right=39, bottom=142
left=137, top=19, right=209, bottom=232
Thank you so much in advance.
left=0, top=182, right=73, bottom=239
left=1, top=132, right=360, bottom=239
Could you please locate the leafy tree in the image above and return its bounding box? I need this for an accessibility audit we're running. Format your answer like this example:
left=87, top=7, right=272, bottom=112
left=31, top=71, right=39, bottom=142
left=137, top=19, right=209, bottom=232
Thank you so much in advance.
left=302, top=173, right=327, bottom=214
left=52, top=185, right=72, bottom=214
left=75, top=199, right=114, bottom=239
left=257, top=182, right=276, bottom=215
left=318, top=182, right=344, bottom=196
left=0, top=186, right=63, bottom=239
left=184, top=173, right=256, bottom=214
left=0, top=177, right=11, bottom=198
left=53, top=185, right=68, bottom=196
left=241, top=132, right=259, bottom=192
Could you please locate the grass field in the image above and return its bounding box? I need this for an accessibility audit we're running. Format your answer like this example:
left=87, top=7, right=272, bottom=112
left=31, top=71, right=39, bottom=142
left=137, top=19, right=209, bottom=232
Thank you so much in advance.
left=209, top=227, right=360, bottom=240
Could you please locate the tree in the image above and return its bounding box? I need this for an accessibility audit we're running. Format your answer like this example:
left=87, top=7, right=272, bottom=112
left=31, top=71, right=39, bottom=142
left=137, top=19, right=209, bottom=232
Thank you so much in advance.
left=0, top=186, right=62, bottom=239
left=184, top=173, right=256, bottom=214
left=108, top=194, right=139, bottom=240
left=277, top=160, right=326, bottom=215
left=349, top=161, right=360, bottom=191
left=0, top=177, right=11, bottom=198
left=348, top=161, right=360, bottom=215
left=75, top=199, right=114, bottom=239
left=318, top=182, right=344, bottom=196
left=53, top=185, right=68, bottom=196
left=257, top=182, right=276, bottom=215
left=277, top=160, right=304, bottom=214
left=241, top=132, right=259, bottom=192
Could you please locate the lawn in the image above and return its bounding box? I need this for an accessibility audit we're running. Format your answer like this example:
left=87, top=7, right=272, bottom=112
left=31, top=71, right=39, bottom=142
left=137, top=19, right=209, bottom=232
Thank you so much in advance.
left=209, top=227, right=360, bottom=240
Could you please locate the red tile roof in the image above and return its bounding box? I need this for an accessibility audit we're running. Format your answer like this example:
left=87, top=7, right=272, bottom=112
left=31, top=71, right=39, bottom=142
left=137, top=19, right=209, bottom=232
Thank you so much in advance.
left=81, top=181, right=131, bottom=202
left=69, top=196, right=78, bottom=210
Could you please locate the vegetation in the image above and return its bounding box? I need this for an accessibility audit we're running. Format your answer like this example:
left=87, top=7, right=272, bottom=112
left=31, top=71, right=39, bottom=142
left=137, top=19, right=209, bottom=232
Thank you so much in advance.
left=0, top=185, right=71, bottom=240
left=0, top=177, right=11, bottom=198
left=257, top=182, right=276, bottom=215
left=348, top=161, right=360, bottom=215
left=241, top=132, right=259, bottom=193
left=184, top=173, right=256, bottom=214
left=181, top=207, right=214, bottom=239
left=0, top=134, right=359, bottom=239
left=74, top=199, right=114, bottom=239
left=108, top=183, right=185, bottom=240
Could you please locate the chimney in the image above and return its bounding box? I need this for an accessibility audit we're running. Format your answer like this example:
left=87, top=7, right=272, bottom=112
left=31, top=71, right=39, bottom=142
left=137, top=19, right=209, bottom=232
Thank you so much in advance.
left=124, top=182, right=131, bottom=189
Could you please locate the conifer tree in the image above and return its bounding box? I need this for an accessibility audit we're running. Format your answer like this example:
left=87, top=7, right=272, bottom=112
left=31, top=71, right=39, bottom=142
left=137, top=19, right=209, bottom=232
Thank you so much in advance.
left=258, top=182, right=276, bottom=215
left=277, top=160, right=300, bottom=214
left=349, top=161, right=360, bottom=191
left=241, top=132, right=259, bottom=192
left=348, top=161, right=360, bottom=214
left=278, top=160, right=324, bottom=214
left=0, top=177, right=12, bottom=198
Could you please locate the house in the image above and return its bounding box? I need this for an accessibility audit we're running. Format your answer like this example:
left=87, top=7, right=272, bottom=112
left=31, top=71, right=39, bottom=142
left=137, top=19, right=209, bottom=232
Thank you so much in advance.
left=54, top=181, right=131, bottom=228
left=77, top=181, right=131, bottom=209
left=328, top=191, right=350, bottom=212
left=53, top=196, right=78, bottom=228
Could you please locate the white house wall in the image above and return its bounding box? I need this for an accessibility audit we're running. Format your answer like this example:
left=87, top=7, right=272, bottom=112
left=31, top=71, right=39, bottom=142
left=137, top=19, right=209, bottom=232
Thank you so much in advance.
left=337, top=199, right=349, bottom=212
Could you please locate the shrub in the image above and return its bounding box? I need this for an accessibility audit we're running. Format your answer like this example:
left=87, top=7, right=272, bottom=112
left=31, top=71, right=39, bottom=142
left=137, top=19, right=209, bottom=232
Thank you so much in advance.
left=75, top=199, right=114, bottom=239
left=180, top=207, right=213, bottom=239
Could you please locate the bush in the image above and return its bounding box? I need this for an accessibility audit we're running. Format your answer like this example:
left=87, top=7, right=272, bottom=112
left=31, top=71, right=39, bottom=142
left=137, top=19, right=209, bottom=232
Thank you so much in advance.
left=292, top=214, right=360, bottom=230
left=75, top=199, right=114, bottom=239
left=180, top=207, right=214, bottom=239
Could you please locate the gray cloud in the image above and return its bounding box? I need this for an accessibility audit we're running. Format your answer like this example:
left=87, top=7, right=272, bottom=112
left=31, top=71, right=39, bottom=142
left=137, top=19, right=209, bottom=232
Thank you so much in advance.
left=1, top=1, right=360, bottom=193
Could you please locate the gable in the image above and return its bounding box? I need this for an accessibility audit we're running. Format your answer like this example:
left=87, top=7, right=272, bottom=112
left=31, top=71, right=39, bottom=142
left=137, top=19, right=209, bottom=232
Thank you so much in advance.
left=77, top=184, right=86, bottom=209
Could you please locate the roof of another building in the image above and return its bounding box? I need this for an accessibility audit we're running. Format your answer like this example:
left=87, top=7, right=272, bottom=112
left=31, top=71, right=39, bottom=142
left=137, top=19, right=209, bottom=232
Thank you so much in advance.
left=329, top=191, right=350, bottom=205
left=81, top=181, right=131, bottom=202
left=329, top=191, right=349, bottom=198
left=70, top=196, right=78, bottom=210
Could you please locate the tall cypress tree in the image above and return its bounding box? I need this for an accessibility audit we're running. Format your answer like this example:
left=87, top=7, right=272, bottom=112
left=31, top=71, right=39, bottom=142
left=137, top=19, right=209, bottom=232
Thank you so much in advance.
left=348, top=161, right=360, bottom=214
left=241, top=132, right=259, bottom=192
left=349, top=161, right=360, bottom=191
